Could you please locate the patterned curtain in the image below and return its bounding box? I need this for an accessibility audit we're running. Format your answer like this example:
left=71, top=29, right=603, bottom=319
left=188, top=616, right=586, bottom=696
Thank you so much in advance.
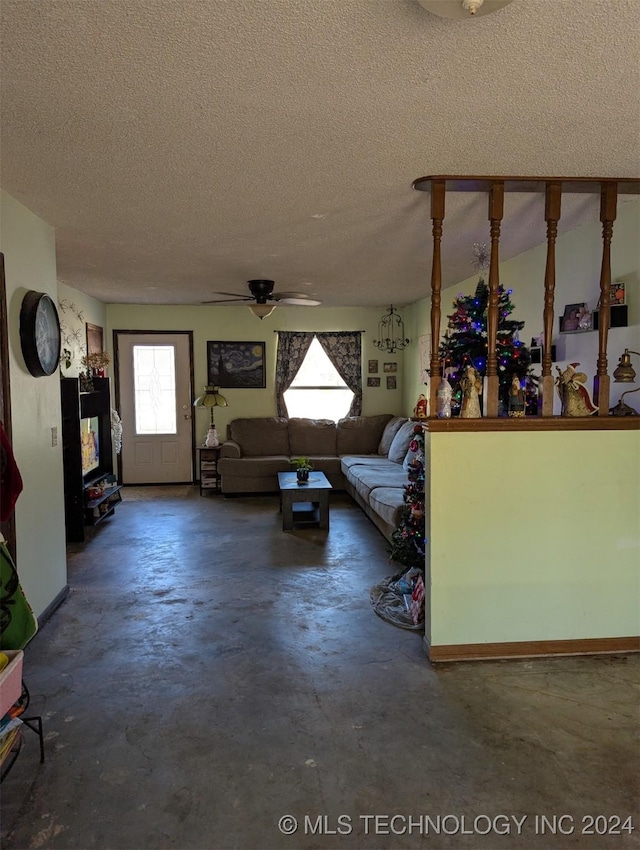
left=317, top=331, right=362, bottom=416
left=274, top=331, right=314, bottom=417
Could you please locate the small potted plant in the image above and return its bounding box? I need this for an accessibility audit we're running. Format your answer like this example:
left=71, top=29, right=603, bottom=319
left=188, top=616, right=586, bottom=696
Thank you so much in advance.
left=81, top=350, right=111, bottom=377
left=291, top=456, right=313, bottom=484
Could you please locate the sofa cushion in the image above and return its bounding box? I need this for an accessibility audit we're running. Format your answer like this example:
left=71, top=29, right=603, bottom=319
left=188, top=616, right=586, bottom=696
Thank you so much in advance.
left=402, top=428, right=424, bottom=471
left=403, top=446, right=422, bottom=472
left=368, top=487, right=406, bottom=530
left=346, top=463, right=409, bottom=500
left=341, top=455, right=391, bottom=470
left=378, top=416, right=409, bottom=456
left=289, top=418, right=337, bottom=457
left=336, top=414, right=392, bottom=456
left=218, top=456, right=291, bottom=477
left=227, top=417, right=290, bottom=457
left=307, top=456, right=343, bottom=477
left=387, top=420, right=418, bottom=464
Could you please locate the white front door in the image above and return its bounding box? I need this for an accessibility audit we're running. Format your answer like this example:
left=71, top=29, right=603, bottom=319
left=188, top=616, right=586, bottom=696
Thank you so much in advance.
left=117, top=332, right=194, bottom=484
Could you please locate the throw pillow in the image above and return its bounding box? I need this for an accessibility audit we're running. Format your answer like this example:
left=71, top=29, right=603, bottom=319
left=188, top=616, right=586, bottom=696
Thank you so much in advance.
left=387, top=420, right=416, bottom=464
left=403, top=445, right=420, bottom=472
left=377, top=416, right=408, bottom=456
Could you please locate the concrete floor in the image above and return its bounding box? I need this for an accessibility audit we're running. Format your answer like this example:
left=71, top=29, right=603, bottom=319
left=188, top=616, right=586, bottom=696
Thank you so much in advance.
left=2, top=486, right=638, bottom=850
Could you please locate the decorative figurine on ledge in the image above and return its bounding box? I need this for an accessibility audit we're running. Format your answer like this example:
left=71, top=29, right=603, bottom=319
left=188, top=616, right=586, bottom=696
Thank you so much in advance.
left=413, top=394, right=428, bottom=419
left=508, top=375, right=526, bottom=417
left=436, top=375, right=453, bottom=419
left=555, top=363, right=598, bottom=416
left=460, top=365, right=482, bottom=418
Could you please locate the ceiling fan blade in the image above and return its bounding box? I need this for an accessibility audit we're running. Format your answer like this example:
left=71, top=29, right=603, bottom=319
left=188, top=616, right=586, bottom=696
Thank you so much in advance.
left=275, top=292, right=322, bottom=306
left=202, top=291, right=253, bottom=304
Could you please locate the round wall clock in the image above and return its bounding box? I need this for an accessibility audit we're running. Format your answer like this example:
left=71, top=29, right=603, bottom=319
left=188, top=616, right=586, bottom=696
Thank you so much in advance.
left=19, top=290, right=62, bottom=377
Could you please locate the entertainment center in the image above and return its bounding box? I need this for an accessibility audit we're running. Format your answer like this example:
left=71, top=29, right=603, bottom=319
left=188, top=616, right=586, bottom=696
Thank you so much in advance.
left=60, top=377, right=122, bottom=543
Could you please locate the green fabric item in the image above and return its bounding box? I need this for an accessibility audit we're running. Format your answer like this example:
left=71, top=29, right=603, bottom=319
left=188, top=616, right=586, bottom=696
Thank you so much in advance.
left=0, top=542, right=38, bottom=650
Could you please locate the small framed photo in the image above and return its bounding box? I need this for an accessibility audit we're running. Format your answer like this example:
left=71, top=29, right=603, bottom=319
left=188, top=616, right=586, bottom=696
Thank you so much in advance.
left=367, top=377, right=380, bottom=387
left=386, top=376, right=397, bottom=390
left=610, top=282, right=626, bottom=306
left=560, top=303, right=585, bottom=333
left=383, top=362, right=397, bottom=373
left=597, top=282, right=626, bottom=308
left=86, top=323, right=104, bottom=355
left=207, top=340, right=265, bottom=388
left=368, top=359, right=378, bottom=374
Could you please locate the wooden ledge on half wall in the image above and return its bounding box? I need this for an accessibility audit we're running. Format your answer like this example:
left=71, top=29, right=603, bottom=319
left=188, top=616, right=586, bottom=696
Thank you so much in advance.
left=424, top=635, right=640, bottom=664
left=421, top=416, right=640, bottom=433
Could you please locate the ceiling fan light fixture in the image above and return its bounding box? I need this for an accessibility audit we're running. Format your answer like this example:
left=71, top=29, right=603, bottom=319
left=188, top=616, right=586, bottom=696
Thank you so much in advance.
left=249, top=303, right=276, bottom=320
left=416, top=0, right=514, bottom=19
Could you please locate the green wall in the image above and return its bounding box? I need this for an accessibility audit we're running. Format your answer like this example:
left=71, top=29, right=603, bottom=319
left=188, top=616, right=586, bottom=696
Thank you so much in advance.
left=1, top=191, right=67, bottom=617
left=106, top=303, right=410, bottom=439
left=427, top=430, right=640, bottom=647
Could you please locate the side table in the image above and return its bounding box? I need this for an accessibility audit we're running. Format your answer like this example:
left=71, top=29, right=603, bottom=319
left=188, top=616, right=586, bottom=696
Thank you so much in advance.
left=196, top=446, right=222, bottom=495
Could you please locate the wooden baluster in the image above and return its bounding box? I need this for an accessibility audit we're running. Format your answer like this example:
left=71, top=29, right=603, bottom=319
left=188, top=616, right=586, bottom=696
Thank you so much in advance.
left=429, top=179, right=446, bottom=417
left=593, top=181, right=617, bottom=415
left=485, top=180, right=504, bottom=417
left=540, top=181, right=562, bottom=417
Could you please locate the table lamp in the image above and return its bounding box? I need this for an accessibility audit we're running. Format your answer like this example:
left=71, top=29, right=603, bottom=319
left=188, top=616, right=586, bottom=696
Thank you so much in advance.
left=610, top=349, right=640, bottom=416
left=193, top=386, right=228, bottom=446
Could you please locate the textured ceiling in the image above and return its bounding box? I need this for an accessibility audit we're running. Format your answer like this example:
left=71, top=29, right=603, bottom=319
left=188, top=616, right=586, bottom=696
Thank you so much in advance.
left=1, top=0, right=639, bottom=307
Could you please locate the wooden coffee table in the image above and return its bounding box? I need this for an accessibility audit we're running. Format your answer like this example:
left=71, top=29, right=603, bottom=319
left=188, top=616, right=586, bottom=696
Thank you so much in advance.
left=277, top=471, right=332, bottom=531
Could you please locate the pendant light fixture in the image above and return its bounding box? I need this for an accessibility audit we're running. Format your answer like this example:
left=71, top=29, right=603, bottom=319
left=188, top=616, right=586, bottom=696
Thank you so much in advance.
left=373, top=305, right=410, bottom=354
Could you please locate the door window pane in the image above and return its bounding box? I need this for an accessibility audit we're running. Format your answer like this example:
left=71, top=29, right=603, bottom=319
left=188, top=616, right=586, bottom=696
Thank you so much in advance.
left=133, top=345, right=177, bottom=434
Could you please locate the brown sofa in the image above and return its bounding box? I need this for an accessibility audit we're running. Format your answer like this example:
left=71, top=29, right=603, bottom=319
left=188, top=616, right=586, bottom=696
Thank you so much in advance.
left=218, top=415, right=418, bottom=539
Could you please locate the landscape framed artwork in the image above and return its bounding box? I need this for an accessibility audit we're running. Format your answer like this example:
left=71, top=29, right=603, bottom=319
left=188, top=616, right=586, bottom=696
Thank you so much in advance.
left=207, top=341, right=266, bottom=389
left=367, top=377, right=380, bottom=387
left=383, top=362, right=397, bottom=373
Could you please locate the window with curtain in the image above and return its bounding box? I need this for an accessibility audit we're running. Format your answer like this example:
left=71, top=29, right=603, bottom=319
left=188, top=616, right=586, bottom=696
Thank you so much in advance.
left=275, top=331, right=362, bottom=420
left=284, top=338, right=353, bottom=420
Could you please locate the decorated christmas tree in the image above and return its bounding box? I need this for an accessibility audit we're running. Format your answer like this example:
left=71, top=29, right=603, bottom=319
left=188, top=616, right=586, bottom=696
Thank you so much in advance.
left=438, top=244, right=535, bottom=416
left=388, top=425, right=425, bottom=569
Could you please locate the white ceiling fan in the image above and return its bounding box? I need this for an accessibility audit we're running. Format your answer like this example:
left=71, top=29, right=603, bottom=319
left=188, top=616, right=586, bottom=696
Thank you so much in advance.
left=203, top=279, right=322, bottom=319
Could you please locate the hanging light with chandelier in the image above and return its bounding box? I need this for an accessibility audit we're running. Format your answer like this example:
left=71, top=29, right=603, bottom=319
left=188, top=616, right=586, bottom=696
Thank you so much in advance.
left=373, top=305, right=410, bottom=354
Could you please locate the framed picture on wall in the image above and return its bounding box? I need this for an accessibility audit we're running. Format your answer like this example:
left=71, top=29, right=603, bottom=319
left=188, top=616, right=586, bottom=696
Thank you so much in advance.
left=559, top=303, right=585, bottom=333
left=598, top=281, right=626, bottom=307
left=368, top=359, right=378, bottom=374
left=386, top=376, right=397, bottom=390
left=207, top=341, right=266, bottom=388
left=383, top=362, right=397, bottom=373
left=367, top=377, right=380, bottom=387
left=86, top=323, right=104, bottom=355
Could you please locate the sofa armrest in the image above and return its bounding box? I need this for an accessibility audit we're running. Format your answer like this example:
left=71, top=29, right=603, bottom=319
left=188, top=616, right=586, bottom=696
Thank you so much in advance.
left=220, top=440, right=242, bottom=459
